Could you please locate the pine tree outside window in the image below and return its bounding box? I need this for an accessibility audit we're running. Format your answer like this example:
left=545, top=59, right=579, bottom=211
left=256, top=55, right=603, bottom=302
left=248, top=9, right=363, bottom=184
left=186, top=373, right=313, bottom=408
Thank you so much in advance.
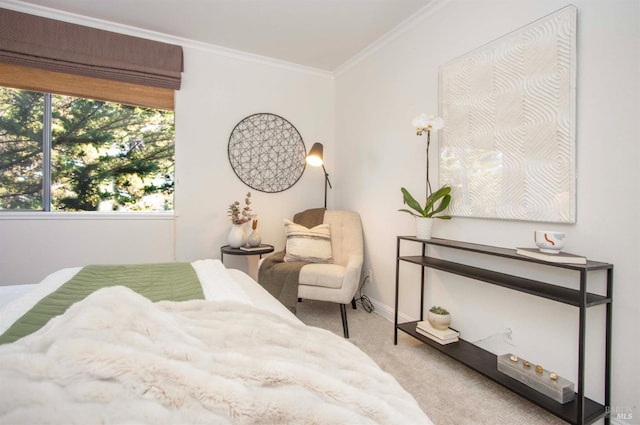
left=0, top=86, right=175, bottom=212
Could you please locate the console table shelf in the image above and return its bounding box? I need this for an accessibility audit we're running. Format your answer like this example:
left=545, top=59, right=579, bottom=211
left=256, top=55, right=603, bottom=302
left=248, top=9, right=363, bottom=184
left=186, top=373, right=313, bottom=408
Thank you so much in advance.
left=400, top=256, right=611, bottom=307
left=394, top=237, right=612, bottom=425
left=398, top=322, right=605, bottom=424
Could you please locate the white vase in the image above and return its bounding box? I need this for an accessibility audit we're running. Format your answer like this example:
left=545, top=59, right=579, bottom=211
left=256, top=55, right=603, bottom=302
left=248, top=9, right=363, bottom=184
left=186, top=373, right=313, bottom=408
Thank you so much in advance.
left=228, top=224, right=247, bottom=248
left=247, top=229, right=262, bottom=247
left=415, top=217, right=434, bottom=240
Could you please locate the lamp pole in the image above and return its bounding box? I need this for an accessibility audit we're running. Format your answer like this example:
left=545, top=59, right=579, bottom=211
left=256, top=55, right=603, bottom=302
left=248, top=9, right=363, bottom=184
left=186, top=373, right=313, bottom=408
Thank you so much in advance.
left=322, top=164, right=332, bottom=209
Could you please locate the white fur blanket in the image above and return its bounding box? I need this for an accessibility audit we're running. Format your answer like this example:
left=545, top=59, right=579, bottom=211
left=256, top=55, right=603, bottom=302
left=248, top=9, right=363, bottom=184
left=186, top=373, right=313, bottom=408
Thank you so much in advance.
left=0, top=286, right=431, bottom=425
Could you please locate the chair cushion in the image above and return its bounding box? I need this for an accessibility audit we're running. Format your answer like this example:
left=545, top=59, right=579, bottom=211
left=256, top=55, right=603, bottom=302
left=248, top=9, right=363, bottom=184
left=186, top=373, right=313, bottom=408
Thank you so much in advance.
left=299, top=263, right=346, bottom=289
left=283, top=220, right=333, bottom=263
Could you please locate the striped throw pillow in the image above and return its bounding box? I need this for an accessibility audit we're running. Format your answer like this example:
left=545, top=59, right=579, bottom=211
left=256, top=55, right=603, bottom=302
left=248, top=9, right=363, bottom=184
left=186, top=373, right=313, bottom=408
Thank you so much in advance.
left=283, top=219, right=333, bottom=263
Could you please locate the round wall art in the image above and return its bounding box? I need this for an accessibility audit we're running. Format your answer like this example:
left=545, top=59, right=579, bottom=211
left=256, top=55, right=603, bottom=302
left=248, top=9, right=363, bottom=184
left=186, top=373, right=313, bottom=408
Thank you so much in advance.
left=228, top=113, right=306, bottom=193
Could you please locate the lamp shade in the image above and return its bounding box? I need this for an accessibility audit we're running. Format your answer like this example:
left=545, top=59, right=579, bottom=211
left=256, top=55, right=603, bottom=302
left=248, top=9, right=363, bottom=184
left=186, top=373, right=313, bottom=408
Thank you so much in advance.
left=306, top=142, right=324, bottom=167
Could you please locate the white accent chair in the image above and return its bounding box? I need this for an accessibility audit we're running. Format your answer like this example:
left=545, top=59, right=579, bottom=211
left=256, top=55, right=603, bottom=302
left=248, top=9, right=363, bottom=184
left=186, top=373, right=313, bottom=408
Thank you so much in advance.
left=296, top=210, right=364, bottom=338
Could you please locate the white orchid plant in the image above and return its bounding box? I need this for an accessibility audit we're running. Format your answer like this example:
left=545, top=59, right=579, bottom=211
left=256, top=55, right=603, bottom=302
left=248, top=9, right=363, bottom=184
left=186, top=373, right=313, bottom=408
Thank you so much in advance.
left=412, top=113, right=444, bottom=137
left=399, top=114, right=452, bottom=219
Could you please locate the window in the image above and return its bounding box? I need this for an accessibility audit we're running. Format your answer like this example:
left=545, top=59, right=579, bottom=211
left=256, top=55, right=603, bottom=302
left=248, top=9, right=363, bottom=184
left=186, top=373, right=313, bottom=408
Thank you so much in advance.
left=0, top=86, right=175, bottom=212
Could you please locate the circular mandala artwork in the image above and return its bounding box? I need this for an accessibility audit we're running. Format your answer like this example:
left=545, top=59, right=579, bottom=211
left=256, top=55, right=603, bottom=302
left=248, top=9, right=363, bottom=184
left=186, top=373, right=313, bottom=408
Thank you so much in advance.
left=228, top=113, right=306, bottom=193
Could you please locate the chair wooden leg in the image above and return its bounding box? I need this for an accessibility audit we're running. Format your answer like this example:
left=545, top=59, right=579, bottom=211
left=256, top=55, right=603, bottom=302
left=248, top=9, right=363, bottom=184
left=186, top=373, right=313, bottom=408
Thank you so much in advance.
left=340, top=304, right=349, bottom=338
left=351, top=297, right=357, bottom=310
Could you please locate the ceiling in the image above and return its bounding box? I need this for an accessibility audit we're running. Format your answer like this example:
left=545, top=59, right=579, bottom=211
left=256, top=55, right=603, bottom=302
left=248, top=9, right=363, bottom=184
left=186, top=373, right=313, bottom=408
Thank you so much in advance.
left=9, top=0, right=434, bottom=72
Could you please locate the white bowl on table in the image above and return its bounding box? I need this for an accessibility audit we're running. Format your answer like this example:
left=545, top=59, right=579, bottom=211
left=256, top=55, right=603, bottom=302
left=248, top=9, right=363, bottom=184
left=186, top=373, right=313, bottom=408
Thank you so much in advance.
left=534, top=231, right=565, bottom=254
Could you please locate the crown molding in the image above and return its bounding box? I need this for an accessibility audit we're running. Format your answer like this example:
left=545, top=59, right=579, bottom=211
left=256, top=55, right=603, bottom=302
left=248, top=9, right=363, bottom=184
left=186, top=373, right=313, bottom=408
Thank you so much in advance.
left=0, top=0, right=447, bottom=80
left=0, top=0, right=334, bottom=80
left=333, top=0, right=447, bottom=77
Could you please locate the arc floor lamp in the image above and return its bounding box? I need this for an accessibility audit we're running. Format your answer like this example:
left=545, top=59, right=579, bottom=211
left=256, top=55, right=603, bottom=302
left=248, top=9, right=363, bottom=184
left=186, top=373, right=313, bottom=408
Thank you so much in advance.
left=306, top=142, right=332, bottom=209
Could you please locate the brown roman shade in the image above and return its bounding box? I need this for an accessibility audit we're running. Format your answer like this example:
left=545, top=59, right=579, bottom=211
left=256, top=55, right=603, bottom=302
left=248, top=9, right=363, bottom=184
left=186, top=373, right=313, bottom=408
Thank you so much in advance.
left=0, top=7, right=183, bottom=109
left=0, top=63, right=176, bottom=110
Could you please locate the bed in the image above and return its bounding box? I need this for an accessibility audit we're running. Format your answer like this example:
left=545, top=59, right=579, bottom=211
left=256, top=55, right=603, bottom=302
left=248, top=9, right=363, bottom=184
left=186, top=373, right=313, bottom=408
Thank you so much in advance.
left=0, top=259, right=431, bottom=424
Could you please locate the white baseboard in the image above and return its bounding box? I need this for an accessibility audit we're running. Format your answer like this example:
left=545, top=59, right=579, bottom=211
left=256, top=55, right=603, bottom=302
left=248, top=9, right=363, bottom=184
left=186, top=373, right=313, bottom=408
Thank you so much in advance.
left=366, top=296, right=415, bottom=324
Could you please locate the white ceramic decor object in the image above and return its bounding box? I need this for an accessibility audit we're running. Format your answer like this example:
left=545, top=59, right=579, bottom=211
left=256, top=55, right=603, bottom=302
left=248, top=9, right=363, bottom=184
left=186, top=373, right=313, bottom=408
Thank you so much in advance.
left=534, top=230, right=565, bottom=253
left=415, top=217, right=434, bottom=240
left=227, top=224, right=247, bottom=248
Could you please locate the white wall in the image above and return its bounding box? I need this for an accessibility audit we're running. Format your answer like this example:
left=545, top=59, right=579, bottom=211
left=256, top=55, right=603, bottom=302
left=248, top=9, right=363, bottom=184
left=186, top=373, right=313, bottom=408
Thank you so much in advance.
left=335, top=0, right=639, bottom=418
left=0, top=214, right=176, bottom=283
left=0, top=10, right=334, bottom=284
left=173, top=44, right=335, bottom=273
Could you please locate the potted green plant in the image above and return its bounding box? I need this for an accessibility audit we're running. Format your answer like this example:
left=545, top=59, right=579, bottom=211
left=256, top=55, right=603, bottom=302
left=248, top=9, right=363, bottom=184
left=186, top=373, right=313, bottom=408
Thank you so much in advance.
left=427, top=305, right=451, bottom=330
left=399, top=186, right=452, bottom=240
left=399, top=114, right=452, bottom=240
left=399, top=186, right=452, bottom=219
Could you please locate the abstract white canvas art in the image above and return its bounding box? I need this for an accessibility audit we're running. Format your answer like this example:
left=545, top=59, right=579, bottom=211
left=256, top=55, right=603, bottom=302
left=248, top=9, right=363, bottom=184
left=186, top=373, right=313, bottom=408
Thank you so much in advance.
left=439, top=5, right=577, bottom=223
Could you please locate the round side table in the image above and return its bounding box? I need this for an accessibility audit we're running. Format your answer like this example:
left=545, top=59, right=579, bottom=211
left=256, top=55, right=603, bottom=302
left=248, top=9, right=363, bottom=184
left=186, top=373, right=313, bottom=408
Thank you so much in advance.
left=220, top=244, right=275, bottom=263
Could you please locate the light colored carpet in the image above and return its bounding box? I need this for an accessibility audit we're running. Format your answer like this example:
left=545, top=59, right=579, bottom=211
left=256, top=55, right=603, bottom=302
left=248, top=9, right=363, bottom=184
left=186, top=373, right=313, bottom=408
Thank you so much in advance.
left=296, top=299, right=567, bottom=425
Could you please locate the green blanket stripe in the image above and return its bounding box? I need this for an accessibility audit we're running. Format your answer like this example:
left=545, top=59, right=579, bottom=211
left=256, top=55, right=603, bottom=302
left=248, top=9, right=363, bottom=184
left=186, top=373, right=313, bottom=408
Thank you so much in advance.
left=0, top=262, right=204, bottom=345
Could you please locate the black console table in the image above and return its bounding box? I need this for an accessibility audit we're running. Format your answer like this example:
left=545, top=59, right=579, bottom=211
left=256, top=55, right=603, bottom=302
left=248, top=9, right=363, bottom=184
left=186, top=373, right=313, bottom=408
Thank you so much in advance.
left=394, top=236, right=612, bottom=425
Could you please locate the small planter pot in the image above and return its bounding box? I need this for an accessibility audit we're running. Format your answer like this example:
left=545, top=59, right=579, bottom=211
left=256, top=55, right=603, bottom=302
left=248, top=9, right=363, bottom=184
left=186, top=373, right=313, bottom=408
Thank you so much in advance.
left=415, top=217, right=434, bottom=240
left=427, top=311, right=451, bottom=330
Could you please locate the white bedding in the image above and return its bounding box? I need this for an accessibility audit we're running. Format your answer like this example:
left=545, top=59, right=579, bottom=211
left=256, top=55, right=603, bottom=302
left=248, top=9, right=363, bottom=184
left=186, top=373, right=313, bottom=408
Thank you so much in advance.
left=0, top=261, right=431, bottom=424
left=0, top=260, right=297, bottom=333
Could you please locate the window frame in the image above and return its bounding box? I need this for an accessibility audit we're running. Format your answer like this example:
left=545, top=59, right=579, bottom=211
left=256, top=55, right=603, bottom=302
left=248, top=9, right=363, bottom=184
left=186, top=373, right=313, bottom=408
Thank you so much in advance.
left=0, top=86, right=177, bottom=215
